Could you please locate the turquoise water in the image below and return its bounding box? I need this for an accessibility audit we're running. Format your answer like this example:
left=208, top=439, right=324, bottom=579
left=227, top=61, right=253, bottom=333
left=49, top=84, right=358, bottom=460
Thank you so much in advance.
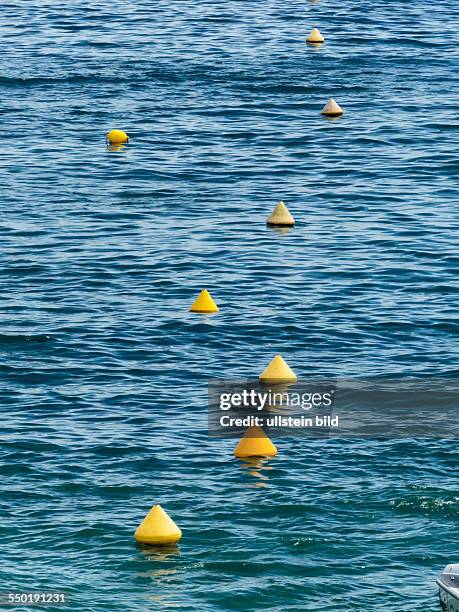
left=1, top=0, right=458, bottom=610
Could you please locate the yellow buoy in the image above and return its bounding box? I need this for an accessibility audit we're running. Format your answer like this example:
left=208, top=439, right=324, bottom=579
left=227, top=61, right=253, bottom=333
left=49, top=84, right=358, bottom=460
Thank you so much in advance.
left=134, top=504, right=182, bottom=545
left=107, top=129, right=129, bottom=144
left=234, top=426, right=278, bottom=458
left=259, top=355, right=298, bottom=385
left=189, top=289, right=219, bottom=313
left=267, top=201, right=295, bottom=227
left=321, top=99, right=344, bottom=117
left=307, top=28, right=325, bottom=44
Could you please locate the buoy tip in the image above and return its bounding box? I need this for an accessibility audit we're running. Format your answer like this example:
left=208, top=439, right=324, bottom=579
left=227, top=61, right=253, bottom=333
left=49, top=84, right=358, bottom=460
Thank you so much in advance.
left=234, top=426, right=278, bottom=458
left=321, top=98, right=344, bottom=117
left=190, top=289, right=219, bottom=313
left=307, top=27, right=325, bottom=43
left=259, top=354, right=298, bottom=384
left=266, top=201, right=295, bottom=227
left=134, top=504, right=182, bottom=545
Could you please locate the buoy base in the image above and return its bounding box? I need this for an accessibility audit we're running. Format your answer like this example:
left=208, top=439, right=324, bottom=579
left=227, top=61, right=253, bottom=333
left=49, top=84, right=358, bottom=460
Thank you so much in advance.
left=267, top=221, right=295, bottom=227
left=135, top=535, right=181, bottom=545
left=134, top=505, right=182, bottom=546
left=189, top=309, right=218, bottom=314
left=321, top=112, right=343, bottom=117
left=235, top=450, right=277, bottom=458
left=259, top=377, right=297, bottom=384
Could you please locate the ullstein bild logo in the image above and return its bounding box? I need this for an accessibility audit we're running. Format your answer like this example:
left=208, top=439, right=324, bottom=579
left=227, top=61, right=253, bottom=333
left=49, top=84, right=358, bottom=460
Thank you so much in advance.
left=208, top=378, right=459, bottom=439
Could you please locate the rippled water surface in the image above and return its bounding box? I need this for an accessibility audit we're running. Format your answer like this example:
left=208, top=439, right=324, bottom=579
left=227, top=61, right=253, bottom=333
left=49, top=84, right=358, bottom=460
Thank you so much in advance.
left=1, top=1, right=458, bottom=610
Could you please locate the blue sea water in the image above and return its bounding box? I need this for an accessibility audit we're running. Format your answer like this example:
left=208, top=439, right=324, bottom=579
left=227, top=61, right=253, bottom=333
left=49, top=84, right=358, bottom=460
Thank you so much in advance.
left=1, top=0, right=458, bottom=610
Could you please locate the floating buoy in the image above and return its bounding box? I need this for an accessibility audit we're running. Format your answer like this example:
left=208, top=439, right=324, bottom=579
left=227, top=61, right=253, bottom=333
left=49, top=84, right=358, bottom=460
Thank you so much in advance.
left=307, top=28, right=325, bottom=44
left=107, top=129, right=129, bottom=144
left=259, top=355, right=298, bottom=385
left=134, top=504, right=182, bottom=545
left=267, top=201, right=295, bottom=227
left=189, top=289, right=219, bottom=313
left=234, top=426, right=278, bottom=458
left=321, top=99, right=344, bottom=117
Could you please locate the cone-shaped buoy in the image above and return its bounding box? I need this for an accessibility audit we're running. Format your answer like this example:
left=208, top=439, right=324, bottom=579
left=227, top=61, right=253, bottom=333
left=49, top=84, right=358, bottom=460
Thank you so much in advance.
left=307, top=28, right=324, bottom=43
left=134, top=504, right=182, bottom=545
left=267, top=201, right=295, bottom=227
left=321, top=99, right=344, bottom=117
left=234, top=426, right=278, bottom=458
left=259, top=355, right=298, bottom=385
left=189, top=289, right=219, bottom=313
left=107, top=129, right=129, bottom=144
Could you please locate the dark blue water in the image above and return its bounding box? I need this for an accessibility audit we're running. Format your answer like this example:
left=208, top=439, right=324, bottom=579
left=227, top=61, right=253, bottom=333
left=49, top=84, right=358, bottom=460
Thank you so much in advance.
left=1, top=1, right=458, bottom=610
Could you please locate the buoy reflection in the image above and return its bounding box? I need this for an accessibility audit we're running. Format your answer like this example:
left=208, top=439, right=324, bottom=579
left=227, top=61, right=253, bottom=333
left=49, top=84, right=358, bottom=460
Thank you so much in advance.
left=322, top=115, right=343, bottom=122
left=238, top=455, right=274, bottom=487
left=267, top=225, right=293, bottom=236
left=138, top=543, right=181, bottom=563
left=107, top=143, right=127, bottom=152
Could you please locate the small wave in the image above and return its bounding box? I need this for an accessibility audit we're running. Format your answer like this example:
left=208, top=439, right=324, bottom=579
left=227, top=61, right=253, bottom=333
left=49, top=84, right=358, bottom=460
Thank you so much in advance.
left=0, top=334, right=51, bottom=345
left=389, top=496, right=459, bottom=517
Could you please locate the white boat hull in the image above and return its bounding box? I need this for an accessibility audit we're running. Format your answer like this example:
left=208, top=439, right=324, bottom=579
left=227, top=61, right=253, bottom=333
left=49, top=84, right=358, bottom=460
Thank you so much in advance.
left=438, top=564, right=459, bottom=612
